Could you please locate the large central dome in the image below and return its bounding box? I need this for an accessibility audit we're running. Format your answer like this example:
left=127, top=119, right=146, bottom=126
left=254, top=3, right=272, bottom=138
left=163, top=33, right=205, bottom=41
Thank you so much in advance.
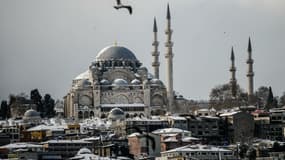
left=95, top=46, right=137, bottom=61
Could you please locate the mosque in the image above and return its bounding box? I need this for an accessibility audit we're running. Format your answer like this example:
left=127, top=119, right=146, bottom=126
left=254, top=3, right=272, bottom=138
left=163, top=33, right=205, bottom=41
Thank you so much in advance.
left=63, top=4, right=255, bottom=120
left=63, top=5, right=190, bottom=119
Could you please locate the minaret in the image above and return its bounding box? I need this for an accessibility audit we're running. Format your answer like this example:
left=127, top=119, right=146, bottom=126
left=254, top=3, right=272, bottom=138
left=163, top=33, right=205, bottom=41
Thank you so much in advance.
left=152, top=17, right=160, bottom=79
left=230, top=47, right=237, bottom=98
left=247, top=37, right=254, bottom=104
left=165, top=4, right=174, bottom=109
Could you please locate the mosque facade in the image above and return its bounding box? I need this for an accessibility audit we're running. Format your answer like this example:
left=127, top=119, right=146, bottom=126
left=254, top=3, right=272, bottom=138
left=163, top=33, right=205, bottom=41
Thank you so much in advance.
left=64, top=45, right=168, bottom=119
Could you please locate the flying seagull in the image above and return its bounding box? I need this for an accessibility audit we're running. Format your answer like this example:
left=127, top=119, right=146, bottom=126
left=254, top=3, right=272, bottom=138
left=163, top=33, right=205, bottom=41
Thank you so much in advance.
left=114, top=0, right=132, bottom=15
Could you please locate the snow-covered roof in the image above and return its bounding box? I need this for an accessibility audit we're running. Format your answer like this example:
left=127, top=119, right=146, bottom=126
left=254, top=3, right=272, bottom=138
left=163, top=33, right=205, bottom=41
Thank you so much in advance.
left=201, top=116, right=220, bottom=119
left=42, top=140, right=92, bottom=144
left=182, top=136, right=200, bottom=142
left=126, top=117, right=167, bottom=122
left=70, top=154, right=100, bottom=160
left=74, top=70, right=89, bottom=80
left=162, top=135, right=199, bottom=142
left=197, top=108, right=210, bottom=112
left=161, top=144, right=232, bottom=154
left=100, top=103, right=145, bottom=108
left=81, top=136, right=100, bottom=141
left=152, top=128, right=190, bottom=134
left=26, top=124, right=67, bottom=132
left=70, top=147, right=133, bottom=160
left=128, top=132, right=141, bottom=137
left=80, top=118, right=111, bottom=130
left=163, top=137, right=178, bottom=142
left=219, top=111, right=241, bottom=117
left=0, top=143, right=42, bottom=149
left=168, top=116, right=186, bottom=120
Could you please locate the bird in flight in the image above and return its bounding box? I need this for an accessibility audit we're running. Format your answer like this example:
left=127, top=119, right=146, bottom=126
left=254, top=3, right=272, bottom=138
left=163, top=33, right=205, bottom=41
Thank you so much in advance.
left=114, top=0, right=132, bottom=15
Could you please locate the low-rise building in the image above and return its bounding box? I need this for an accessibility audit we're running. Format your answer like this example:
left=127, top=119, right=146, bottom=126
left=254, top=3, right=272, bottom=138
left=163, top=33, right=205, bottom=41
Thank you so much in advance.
left=128, top=132, right=161, bottom=159
left=267, top=108, right=285, bottom=141
left=159, top=144, right=235, bottom=160
left=42, top=140, right=92, bottom=158
left=187, top=116, right=225, bottom=145
left=220, top=111, right=254, bottom=144
left=168, top=116, right=188, bottom=131
left=194, top=108, right=216, bottom=117
left=126, top=117, right=169, bottom=134
left=152, top=128, right=198, bottom=152
left=252, top=109, right=270, bottom=139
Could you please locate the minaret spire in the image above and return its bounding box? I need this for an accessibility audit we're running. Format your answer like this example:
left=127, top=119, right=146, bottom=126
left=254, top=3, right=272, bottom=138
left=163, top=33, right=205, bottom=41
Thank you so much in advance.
left=247, top=37, right=254, bottom=104
left=165, top=3, right=174, bottom=110
left=230, top=47, right=237, bottom=98
left=152, top=17, right=160, bottom=79
left=167, top=3, right=171, bottom=20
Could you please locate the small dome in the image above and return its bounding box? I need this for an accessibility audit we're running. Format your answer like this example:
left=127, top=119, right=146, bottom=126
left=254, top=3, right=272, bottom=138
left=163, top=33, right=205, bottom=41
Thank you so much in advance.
left=77, top=147, right=92, bottom=155
left=113, top=79, right=128, bottom=86
left=24, top=109, right=40, bottom=118
left=100, top=79, right=110, bottom=85
left=96, top=46, right=137, bottom=61
left=131, top=79, right=141, bottom=85
left=108, top=108, right=125, bottom=120
left=150, top=78, right=164, bottom=86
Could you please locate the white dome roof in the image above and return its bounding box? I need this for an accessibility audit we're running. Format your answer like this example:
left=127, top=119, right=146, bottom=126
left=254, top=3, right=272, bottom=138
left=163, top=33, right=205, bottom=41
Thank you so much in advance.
left=95, top=46, right=138, bottom=61
left=112, top=78, right=128, bottom=86
left=24, top=109, right=40, bottom=119
left=108, top=108, right=125, bottom=120
left=131, top=79, right=141, bottom=85
left=24, top=109, right=39, bottom=117
left=74, top=70, right=89, bottom=80
left=150, top=78, right=164, bottom=86
left=100, top=79, right=110, bottom=85
left=77, top=147, right=92, bottom=155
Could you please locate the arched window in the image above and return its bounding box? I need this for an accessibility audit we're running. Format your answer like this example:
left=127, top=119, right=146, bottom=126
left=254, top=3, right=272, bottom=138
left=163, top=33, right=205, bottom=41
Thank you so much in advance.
left=90, top=111, right=94, bottom=117
left=134, top=97, right=143, bottom=103
left=115, top=95, right=129, bottom=104
left=151, top=94, right=165, bottom=106
left=78, top=111, right=83, bottom=119
left=84, top=111, right=89, bottom=119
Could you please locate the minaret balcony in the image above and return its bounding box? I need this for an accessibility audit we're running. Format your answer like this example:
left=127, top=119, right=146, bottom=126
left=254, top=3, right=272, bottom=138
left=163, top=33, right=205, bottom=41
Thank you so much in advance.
left=165, top=54, right=174, bottom=58
left=229, top=68, right=236, bottom=72
left=152, top=51, right=160, bottom=56
left=152, top=62, right=160, bottom=66
left=165, top=29, right=173, bottom=34
left=246, top=59, right=254, bottom=64
left=165, top=41, right=173, bottom=47
left=247, top=72, right=254, bottom=77
left=152, top=41, right=159, bottom=46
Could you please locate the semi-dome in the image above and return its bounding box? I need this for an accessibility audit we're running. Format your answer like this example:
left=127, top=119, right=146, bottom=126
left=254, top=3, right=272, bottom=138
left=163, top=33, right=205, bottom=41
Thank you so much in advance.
left=77, top=79, right=91, bottom=88
left=96, top=46, right=137, bottom=61
left=74, top=70, right=89, bottom=80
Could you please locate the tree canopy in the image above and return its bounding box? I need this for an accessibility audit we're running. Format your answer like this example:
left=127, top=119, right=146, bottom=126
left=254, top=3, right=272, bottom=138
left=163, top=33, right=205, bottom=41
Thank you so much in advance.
left=209, top=83, right=248, bottom=110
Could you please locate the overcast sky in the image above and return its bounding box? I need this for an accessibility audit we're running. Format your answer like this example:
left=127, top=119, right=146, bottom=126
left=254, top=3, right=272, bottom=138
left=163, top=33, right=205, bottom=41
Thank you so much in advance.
left=1, top=0, right=285, bottom=101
